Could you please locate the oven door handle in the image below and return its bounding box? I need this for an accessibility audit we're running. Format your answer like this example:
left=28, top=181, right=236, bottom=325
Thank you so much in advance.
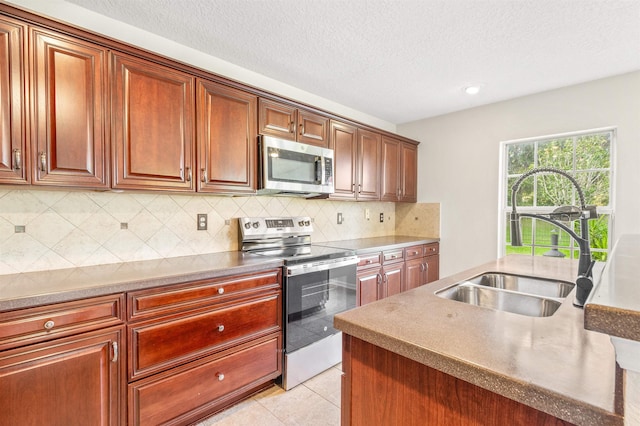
left=286, top=256, right=358, bottom=276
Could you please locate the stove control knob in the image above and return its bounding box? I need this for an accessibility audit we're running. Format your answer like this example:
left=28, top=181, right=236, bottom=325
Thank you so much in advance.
left=244, top=222, right=251, bottom=229
left=298, top=221, right=305, bottom=227
left=304, top=220, right=311, bottom=226
left=252, top=221, right=260, bottom=229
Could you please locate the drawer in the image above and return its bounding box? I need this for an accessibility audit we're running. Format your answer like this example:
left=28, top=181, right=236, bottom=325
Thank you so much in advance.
left=130, top=335, right=281, bottom=426
left=357, top=253, right=382, bottom=269
left=404, top=244, right=424, bottom=261
left=128, top=269, right=281, bottom=321
left=424, top=243, right=439, bottom=256
left=0, top=294, right=124, bottom=351
left=382, top=248, right=404, bottom=264
left=129, top=292, right=281, bottom=380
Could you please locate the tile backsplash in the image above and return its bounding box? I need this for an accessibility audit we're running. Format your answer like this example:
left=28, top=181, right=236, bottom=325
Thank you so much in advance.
left=0, top=189, right=438, bottom=275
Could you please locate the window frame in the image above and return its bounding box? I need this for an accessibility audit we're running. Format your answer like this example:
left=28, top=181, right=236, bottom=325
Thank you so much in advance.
left=497, top=127, right=616, bottom=260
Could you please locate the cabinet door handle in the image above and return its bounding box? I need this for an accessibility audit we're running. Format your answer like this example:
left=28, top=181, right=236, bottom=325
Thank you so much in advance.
left=111, top=341, right=118, bottom=363
left=352, top=183, right=355, bottom=192
left=358, top=184, right=362, bottom=194
left=13, top=149, right=21, bottom=171
left=200, top=168, right=207, bottom=182
left=299, top=123, right=304, bottom=135
left=39, top=152, right=47, bottom=172
left=185, top=166, right=192, bottom=182
left=217, top=325, right=225, bottom=332
left=43, top=320, right=55, bottom=330
left=289, top=121, right=295, bottom=133
left=376, top=273, right=382, bottom=285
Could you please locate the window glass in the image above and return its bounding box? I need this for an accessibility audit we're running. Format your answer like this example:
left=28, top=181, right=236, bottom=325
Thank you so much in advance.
left=501, top=129, right=613, bottom=260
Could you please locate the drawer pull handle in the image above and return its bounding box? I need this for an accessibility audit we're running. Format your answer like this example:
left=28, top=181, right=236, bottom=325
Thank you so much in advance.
left=112, top=341, right=118, bottom=363
left=217, top=325, right=225, bottom=332
left=217, top=373, right=225, bottom=381
left=43, top=320, right=55, bottom=330
left=365, top=259, right=372, bottom=264
left=391, top=255, right=397, bottom=259
left=217, top=288, right=224, bottom=295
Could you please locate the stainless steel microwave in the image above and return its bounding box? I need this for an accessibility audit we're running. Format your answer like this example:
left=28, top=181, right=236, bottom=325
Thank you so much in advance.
left=257, top=135, right=334, bottom=197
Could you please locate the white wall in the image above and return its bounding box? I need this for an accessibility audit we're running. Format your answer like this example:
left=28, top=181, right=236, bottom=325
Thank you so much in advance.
left=5, top=0, right=395, bottom=133
left=399, top=72, right=640, bottom=277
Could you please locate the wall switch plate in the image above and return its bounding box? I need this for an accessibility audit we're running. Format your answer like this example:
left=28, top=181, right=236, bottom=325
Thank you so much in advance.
left=337, top=213, right=343, bottom=224
left=379, top=213, right=384, bottom=223
left=197, top=214, right=208, bottom=230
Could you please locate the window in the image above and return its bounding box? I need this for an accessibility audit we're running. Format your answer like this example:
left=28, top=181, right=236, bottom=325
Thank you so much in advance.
left=499, top=128, right=614, bottom=262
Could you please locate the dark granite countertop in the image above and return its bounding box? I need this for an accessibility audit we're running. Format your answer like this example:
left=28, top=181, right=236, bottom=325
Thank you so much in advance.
left=321, top=235, right=439, bottom=253
left=585, top=234, right=640, bottom=342
left=0, top=252, right=283, bottom=312
left=335, top=255, right=622, bottom=426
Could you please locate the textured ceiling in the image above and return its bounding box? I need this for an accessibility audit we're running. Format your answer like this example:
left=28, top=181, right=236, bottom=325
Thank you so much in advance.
left=63, top=0, right=640, bottom=124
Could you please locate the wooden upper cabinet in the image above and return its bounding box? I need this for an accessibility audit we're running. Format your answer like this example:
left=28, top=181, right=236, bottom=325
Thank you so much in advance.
left=31, top=28, right=108, bottom=188
left=400, top=142, right=418, bottom=202
left=0, top=17, right=28, bottom=184
left=258, top=98, right=329, bottom=147
left=197, top=79, right=257, bottom=194
left=381, top=136, right=400, bottom=201
left=297, top=109, right=329, bottom=146
left=381, top=136, right=418, bottom=202
left=111, top=52, right=195, bottom=191
left=356, top=128, right=381, bottom=200
left=329, top=120, right=357, bottom=200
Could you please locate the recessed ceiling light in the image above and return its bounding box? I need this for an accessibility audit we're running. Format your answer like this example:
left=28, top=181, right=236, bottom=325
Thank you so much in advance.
left=464, top=85, right=481, bottom=95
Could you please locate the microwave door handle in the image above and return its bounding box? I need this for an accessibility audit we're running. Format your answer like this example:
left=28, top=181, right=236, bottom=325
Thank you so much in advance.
left=315, top=156, right=323, bottom=184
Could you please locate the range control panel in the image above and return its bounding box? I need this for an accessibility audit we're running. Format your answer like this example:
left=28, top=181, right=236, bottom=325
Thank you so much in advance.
left=239, top=216, right=313, bottom=240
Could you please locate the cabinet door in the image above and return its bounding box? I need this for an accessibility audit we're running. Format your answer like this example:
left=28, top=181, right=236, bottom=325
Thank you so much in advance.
left=258, top=98, right=296, bottom=141
left=111, top=53, right=195, bottom=191
left=0, top=17, right=28, bottom=184
left=356, top=268, right=380, bottom=306
left=197, top=80, right=256, bottom=194
left=297, top=109, right=329, bottom=147
left=31, top=28, right=108, bottom=188
left=425, top=254, right=440, bottom=283
left=329, top=120, right=357, bottom=200
left=381, top=136, right=400, bottom=201
left=383, top=264, right=404, bottom=298
left=400, top=142, right=418, bottom=202
left=0, top=327, right=124, bottom=426
left=356, top=129, right=381, bottom=200
left=404, top=258, right=425, bottom=292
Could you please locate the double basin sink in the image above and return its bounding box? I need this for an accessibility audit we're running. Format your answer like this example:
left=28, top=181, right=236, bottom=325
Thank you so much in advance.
left=435, top=273, right=575, bottom=317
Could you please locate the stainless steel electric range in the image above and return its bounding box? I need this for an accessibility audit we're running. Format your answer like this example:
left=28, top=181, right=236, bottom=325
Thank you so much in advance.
left=239, top=216, right=357, bottom=390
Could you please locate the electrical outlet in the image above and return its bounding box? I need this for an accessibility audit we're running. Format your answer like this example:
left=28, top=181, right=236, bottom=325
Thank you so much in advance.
left=365, top=209, right=370, bottom=220
left=379, top=213, right=384, bottom=223
left=14, top=225, right=25, bottom=233
left=197, top=214, right=208, bottom=230
left=337, top=212, right=343, bottom=224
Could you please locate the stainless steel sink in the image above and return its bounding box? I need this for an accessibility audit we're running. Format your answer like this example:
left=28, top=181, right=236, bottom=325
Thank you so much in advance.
left=435, top=273, right=574, bottom=317
left=467, top=273, right=574, bottom=298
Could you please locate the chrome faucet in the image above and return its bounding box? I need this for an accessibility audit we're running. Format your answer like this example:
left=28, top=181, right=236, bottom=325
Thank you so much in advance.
left=509, top=167, right=597, bottom=307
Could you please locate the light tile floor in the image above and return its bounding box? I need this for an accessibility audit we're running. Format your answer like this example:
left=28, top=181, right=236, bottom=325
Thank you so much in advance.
left=196, top=364, right=342, bottom=425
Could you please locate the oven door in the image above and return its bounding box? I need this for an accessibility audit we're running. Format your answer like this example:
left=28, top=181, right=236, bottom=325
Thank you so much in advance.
left=284, top=259, right=357, bottom=354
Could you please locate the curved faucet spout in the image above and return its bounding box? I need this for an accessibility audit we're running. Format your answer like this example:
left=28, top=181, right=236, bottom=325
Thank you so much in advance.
left=509, top=167, right=596, bottom=307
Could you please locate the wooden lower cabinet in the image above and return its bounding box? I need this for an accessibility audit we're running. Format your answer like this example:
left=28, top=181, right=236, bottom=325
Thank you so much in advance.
left=342, top=335, right=574, bottom=426
left=129, top=335, right=281, bottom=425
left=126, top=268, right=283, bottom=425
left=0, top=326, right=125, bottom=426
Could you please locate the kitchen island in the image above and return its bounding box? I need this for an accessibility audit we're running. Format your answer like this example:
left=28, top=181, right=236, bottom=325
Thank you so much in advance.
left=335, top=255, right=623, bottom=426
